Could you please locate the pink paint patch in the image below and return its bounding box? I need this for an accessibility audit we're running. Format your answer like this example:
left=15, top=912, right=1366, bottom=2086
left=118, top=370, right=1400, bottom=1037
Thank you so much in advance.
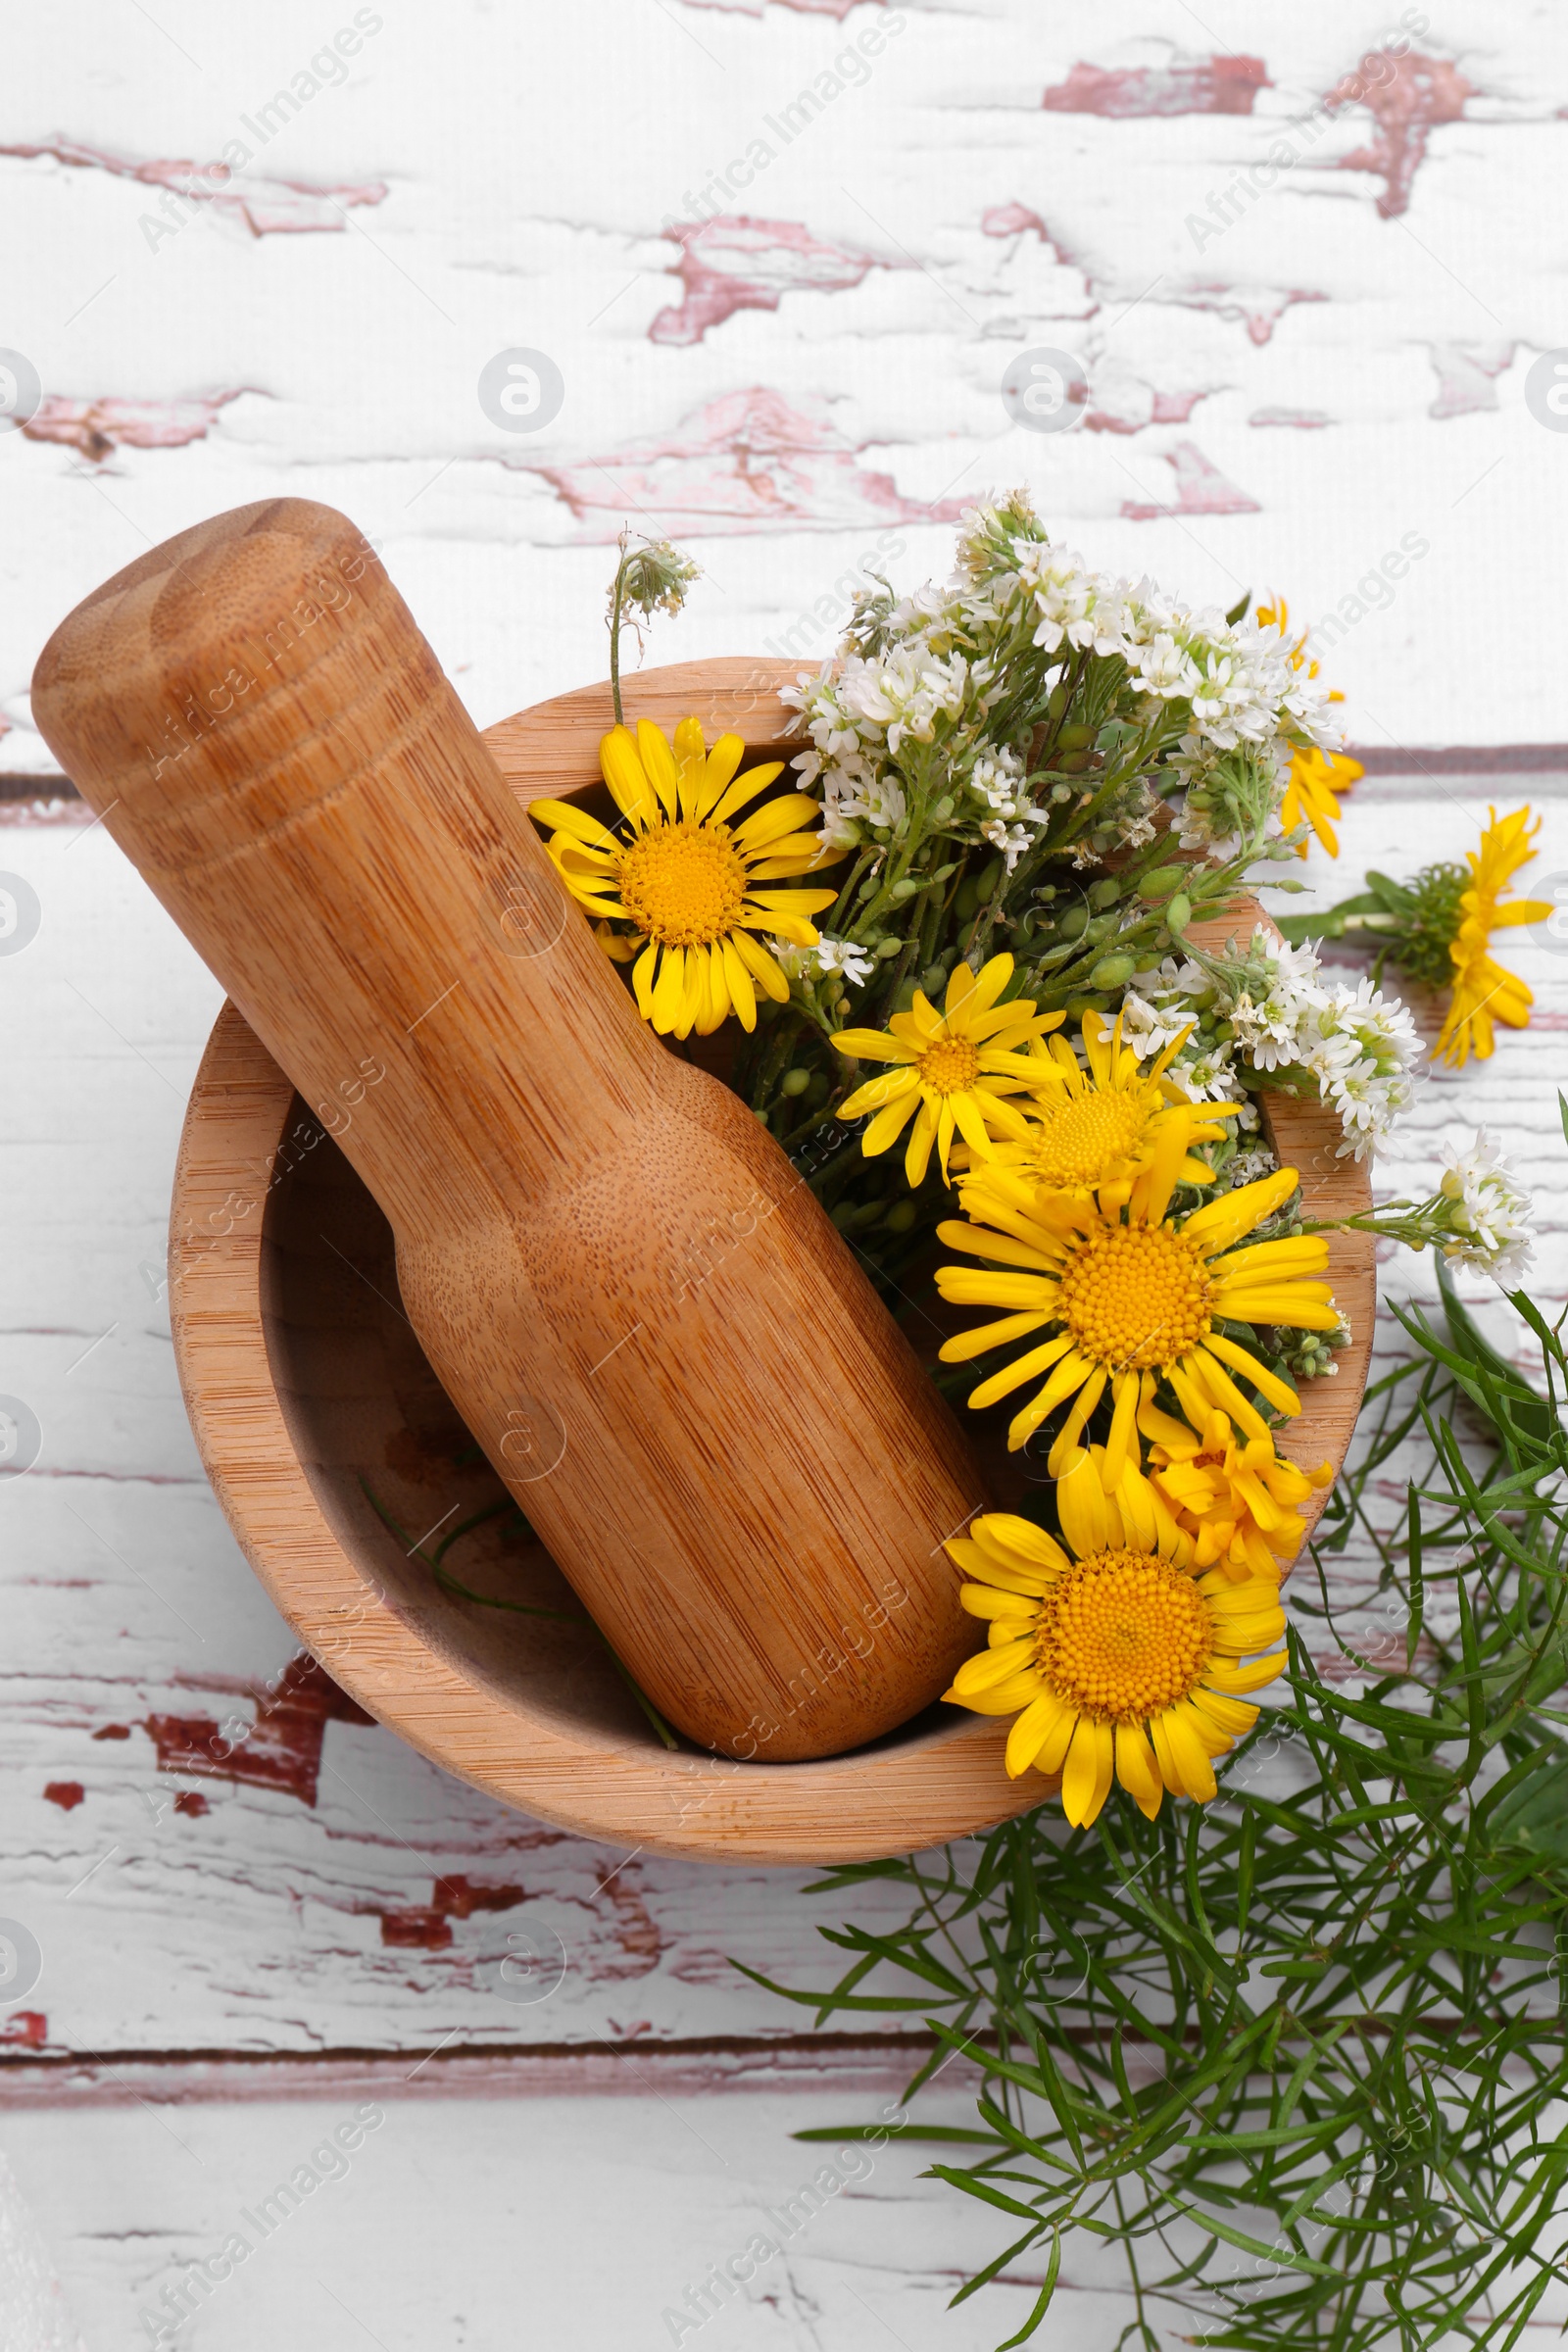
left=23, top=389, right=252, bottom=466
left=43, top=1782, right=83, bottom=1810
left=1325, top=51, right=1472, bottom=218
left=1250, top=407, right=1334, bottom=428
left=1176, top=283, right=1325, bottom=348
left=91, top=1724, right=131, bottom=1740
left=0, top=2013, right=46, bottom=2051
left=652, top=216, right=887, bottom=347
left=981, top=203, right=1049, bottom=240
left=528, top=386, right=973, bottom=540
left=173, top=1789, right=210, bottom=1818
left=379, top=1877, right=526, bottom=1951
left=596, top=1875, right=666, bottom=1977
left=1086, top=380, right=1211, bottom=435
left=1120, top=441, right=1260, bottom=522
left=1427, top=342, right=1516, bottom=419
left=1045, top=55, right=1267, bottom=118
left=144, top=1655, right=374, bottom=1808
left=0, top=139, right=387, bottom=235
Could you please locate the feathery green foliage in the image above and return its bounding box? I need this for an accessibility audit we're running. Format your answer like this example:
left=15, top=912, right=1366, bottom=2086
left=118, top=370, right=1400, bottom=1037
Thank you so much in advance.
left=751, top=1260, right=1568, bottom=2347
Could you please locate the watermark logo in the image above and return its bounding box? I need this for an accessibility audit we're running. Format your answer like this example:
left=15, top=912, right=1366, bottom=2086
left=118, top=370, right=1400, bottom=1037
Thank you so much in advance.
left=498, top=1395, right=567, bottom=1483
left=1529, top=870, right=1568, bottom=955
left=0, top=1917, right=42, bottom=2004
left=0, top=1397, right=42, bottom=1480
left=478, top=348, right=564, bottom=434
left=491, top=870, right=569, bottom=959
left=1002, top=347, right=1088, bottom=435
left=0, top=350, right=41, bottom=431
left=488, top=1922, right=568, bottom=2006
left=1525, top=350, right=1568, bottom=432
left=0, top=872, right=41, bottom=956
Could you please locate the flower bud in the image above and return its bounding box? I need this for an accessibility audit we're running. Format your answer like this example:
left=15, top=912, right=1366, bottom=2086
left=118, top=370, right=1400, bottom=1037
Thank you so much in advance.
left=1090, top=953, right=1137, bottom=990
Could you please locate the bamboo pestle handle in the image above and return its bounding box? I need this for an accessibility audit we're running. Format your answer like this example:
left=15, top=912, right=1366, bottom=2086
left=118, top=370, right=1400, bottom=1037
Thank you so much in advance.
left=32, top=499, right=985, bottom=1761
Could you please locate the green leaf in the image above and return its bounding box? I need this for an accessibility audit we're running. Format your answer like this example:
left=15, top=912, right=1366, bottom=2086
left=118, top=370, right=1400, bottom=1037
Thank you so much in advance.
left=1436, top=1261, right=1554, bottom=1445
left=1490, top=1745, right=1568, bottom=1866
left=1362, top=866, right=1419, bottom=914
left=991, top=2230, right=1060, bottom=2346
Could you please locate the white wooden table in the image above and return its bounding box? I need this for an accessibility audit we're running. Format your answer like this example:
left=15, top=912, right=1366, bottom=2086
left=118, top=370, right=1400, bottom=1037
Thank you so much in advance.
left=3, top=5, right=1567, bottom=2344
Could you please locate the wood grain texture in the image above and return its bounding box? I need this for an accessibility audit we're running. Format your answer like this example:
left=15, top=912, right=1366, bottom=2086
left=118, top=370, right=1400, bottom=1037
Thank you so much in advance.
left=30, top=502, right=989, bottom=1766
left=153, top=662, right=1373, bottom=1865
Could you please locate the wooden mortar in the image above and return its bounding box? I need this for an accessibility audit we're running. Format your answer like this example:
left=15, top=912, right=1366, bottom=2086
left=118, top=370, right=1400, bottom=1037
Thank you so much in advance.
left=163, top=662, right=1375, bottom=1864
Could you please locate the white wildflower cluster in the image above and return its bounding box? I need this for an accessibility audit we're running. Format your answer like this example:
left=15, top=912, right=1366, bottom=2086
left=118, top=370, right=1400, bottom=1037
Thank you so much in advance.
left=1225, top=1145, right=1280, bottom=1190
left=1225, top=934, right=1335, bottom=1072
left=1302, top=973, right=1423, bottom=1159
left=1436, top=1130, right=1535, bottom=1285
left=611, top=535, right=701, bottom=625
left=768, top=934, right=874, bottom=991
left=834, top=642, right=972, bottom=757
left=782, top=500, right=1340, bottom=876
left=1007, top=543, right=1337, bottom=756
left=968, top=744, right=1049, bottom=873
left=1121, top=928, right=1423, bottom=1160
left=1118, top=964, right=1250, bottom=1109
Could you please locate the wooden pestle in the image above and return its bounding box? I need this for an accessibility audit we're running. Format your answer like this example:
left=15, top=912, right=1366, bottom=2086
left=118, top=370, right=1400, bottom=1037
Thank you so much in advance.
left=32, top=499, right=985, bottom=1761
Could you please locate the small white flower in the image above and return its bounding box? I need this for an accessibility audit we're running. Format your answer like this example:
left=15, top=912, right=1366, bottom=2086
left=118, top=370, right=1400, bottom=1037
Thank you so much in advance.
left=1117, top=987, right=1195, bottom=1061
left=1130, top=632, right=1199, bottom=701
left=979, top=817, right=1034, bottom=871
left=1228, top=1145, right=1280, bottom=1189
left=1169, top=1045, right=1242, bottom=1103
left=1437, top=1129, right=1535, bottom=1285
left=769, top=934, right=875, bottom=991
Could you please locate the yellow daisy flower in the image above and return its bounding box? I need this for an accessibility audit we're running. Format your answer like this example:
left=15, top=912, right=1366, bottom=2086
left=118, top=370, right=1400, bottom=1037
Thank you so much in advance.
left=942, top=1446, right=1287, bottom=1823
left=1256, top=598, right=1362, bottom=858
left=1138, top=1397, right=1333, bottom=1582
left=1280, top=744, right=1364, bottom=861
left=969, top=1007, right=1239, bottom=1213
left=935, top=1161, right=1338, bottom=1480
left=833, top=955, right=1064, bottom=1189
left=530, top=715, right=841, bottom=1040
left=1434, top=805, right=1553, bottom=1070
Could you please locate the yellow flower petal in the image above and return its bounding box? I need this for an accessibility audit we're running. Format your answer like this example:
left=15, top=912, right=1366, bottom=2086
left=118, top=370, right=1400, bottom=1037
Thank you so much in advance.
left=1182, top=1169, right=1300, bottom=1254
left=1061, top=1718, right=1115, bottom=1827
left=1115, top=1720, right=1163, bottom=1820
left=1005, top=1690, right=1071, bottom=1778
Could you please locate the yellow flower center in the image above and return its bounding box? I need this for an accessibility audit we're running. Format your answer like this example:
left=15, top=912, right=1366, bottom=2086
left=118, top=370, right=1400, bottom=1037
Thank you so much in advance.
left=1057, top=1219, right=1212, bottom=1371
left=1036, top=1547, right=1212, bottom=1723
left=616, top=822, right=749, bottom=948
left=917, top=1037, right=982, bottom=1096
left=1017, top=1090, right=1152, bottom=1188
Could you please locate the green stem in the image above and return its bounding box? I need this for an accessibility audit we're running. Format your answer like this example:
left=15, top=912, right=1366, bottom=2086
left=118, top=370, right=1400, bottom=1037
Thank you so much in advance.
left=610, top=562, right=626, bottom=728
